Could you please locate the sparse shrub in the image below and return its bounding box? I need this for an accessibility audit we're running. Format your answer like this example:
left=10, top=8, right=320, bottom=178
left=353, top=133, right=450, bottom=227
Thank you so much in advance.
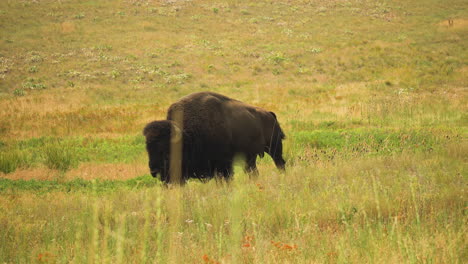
left=164, top=73, right=191, bottom=84
left=282, top=28, right=293, bottom=36
left=13, top=88, right=25, bottom=96
left=190, top=15, right=201, bottom=20
left=252, top=65, right=262, bottom=75
left=167, top=61, right=181, bottom=67
left=398, top=34, right=407, bottom=41
left=207, top=64, right=215, bottom=73
left=318, top=6, right=327, bottom=13
left=272, top=68, right=281, bottom=75
left=0, top=57, right=12, bottom=75
left=296, top=67, right=310, bottom=75
left=267, top=52, right=287, bottom=65
left=288, top=89, right=298, bottom=96
left=22, top=78, right=46, bottom=90
left=27, top=53, right=43, bottom=63
left=93, top=45, right=113, bottom=51
left=310, top=48, right=322, bottom=54
left=148, top=53, right=158, bottom=58
left=249, top=18, right=259, bottom=23
left=126, top=54, right=137, bottom=61
left=28, top=66, right=38, bottom=73
left=110, top=69, right=121, bottom=79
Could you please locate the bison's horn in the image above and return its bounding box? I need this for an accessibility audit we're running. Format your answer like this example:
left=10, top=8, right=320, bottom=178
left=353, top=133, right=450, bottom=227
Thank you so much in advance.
left=171, top=123, right=182, bottom=144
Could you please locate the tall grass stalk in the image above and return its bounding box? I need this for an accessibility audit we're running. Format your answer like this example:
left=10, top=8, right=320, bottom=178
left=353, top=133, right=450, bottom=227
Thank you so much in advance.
left=101, top=201, right=111, bottom=264
left=90, top=181, right=100, bottom=263
left=115, top=213, right=126, bottom=264
left=140, top=190, right=151, bottom=263
left=155, top=191, right=164, bottom=262
left=167, top=187, right=183, bottom=264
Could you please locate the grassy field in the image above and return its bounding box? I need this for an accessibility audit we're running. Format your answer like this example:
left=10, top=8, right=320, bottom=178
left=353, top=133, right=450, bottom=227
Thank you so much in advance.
left=0, top=0, right=467, bottom=263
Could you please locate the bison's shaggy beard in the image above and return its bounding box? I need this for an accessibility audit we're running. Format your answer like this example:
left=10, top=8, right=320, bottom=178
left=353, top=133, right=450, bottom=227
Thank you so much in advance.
left=143, top=120, right=233, bottom=184
left=143, top=120, right=176, bottom=183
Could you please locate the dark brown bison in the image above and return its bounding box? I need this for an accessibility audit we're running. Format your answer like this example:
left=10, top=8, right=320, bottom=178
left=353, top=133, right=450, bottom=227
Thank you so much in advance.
left=143, top=92, right=285, bottom=184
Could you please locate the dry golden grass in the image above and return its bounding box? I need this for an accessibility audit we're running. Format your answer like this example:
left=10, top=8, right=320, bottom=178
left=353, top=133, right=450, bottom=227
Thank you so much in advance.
left=0, top=153, right=465, bottom=263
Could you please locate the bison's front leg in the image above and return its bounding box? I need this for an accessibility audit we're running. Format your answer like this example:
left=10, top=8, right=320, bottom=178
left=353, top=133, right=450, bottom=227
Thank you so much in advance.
left=213, top=159, right=233, bottom=181
left=245, top=154, right=259, bottom=177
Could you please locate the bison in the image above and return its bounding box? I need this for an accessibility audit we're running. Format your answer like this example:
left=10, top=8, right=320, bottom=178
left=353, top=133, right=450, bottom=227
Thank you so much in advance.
left=143, top=92, right=286, bottom=184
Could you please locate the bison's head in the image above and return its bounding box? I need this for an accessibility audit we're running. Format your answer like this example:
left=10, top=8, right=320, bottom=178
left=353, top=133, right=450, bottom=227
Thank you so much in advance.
left=143, top=120, right=182, bottom=182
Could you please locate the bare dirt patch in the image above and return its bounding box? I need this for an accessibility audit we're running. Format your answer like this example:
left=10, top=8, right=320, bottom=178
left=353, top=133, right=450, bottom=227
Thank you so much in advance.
left=0, top=168, right=60, bottom=181
left=66, top=163, right=148, bottom=181
left=0, top=163, right=148, bottom=181
left=437, top=19, right=468, bottom=30
left=61, top=21, right=76, bottom=34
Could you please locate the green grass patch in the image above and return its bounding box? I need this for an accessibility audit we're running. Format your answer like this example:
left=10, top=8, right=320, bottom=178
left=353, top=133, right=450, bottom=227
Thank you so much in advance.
left=2, top=128, right=462, bottom=173
left=43, top=141, right=80, bottom=172
left=287, top=127, right=460, bottom=159
left=0, top=149, right=31, bottom=174
left=0, top=175, right=157, bottom=194
left=292, top=128, right=439, bottom=151
left=1, top=136, right=146, bottom=173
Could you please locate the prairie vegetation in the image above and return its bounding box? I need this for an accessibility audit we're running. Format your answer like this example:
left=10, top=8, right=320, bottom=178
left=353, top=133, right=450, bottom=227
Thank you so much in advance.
left=0, top=0, right=466, bottom=263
